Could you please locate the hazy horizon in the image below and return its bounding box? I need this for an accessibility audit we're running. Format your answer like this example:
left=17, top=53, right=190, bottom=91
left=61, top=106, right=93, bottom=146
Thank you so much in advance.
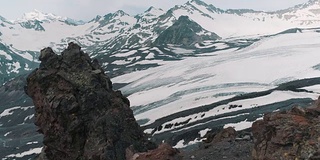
left=0, top=0, right=309, bottom=21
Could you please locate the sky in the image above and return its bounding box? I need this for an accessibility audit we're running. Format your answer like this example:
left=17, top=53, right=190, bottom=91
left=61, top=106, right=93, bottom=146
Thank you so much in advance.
left=0, top=0, right=310, bottom=21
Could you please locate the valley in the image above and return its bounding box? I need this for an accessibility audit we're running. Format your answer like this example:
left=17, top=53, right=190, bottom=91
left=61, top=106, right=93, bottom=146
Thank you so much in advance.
left=1, top=0, right=320, bottom=159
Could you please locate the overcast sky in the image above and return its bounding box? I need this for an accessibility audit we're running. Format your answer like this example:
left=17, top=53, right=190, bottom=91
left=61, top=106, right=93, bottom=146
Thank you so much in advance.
left=0, top=0, right=309, bottom=21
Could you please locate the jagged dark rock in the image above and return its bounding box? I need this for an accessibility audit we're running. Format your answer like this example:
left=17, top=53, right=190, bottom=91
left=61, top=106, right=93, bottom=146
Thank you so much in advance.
left=25, top=42, right=156, bottom=160
left=252, top=97, right=320, bottom=160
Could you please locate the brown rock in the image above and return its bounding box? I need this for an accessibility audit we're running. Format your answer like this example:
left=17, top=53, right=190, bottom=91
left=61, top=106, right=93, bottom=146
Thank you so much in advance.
left=212, top=127, right=237, bottom=143
left=127, top=143, right=182, bottom=160
left=252, top=98, right=320, bottom=160
left=25, top=43, right=156, bottom=160
left=202, top=127, right=237, bottom=145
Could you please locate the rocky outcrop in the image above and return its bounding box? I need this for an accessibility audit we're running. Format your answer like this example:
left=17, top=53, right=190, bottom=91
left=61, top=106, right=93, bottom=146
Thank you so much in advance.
left=25, top=43, right=156, bottom=160
left=252, top=97, right=320, bottom=160
left=183, top=127, right=252, bottom=160
left=211, top=127, right=237, bottom=143
left=153, top=16, right=220, bottom=46
left=127, top=143, right=181, bottom=160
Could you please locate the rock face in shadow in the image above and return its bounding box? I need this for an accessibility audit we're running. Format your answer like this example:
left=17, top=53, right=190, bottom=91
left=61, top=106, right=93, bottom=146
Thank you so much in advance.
left=25, top=43, right=156, bottom=160
left=252, top=97, right=320, bottom=160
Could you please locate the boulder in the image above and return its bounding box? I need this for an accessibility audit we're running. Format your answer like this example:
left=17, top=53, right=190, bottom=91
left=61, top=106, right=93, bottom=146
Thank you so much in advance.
left=212, top=127, right=237, bottom=143
left=126, top=143, right=181, bottom=160
left=252, top=98, right=320, bottom=160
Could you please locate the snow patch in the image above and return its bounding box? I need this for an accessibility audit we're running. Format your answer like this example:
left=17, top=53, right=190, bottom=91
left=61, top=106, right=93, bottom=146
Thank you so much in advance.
left=5, top=147, right=42, bottom=158
left=11, top=62, right=21, bottom=73
left=174, top=138, right=202, bottom=149
left=0, top=50, right=13, bottom=60
left=0, top=106, right=34, bottom=117
left=0, top=106, right=21, bottom=117
left=112, top=50, right=137, bottom=58
left=4, top=131, right=11, bottom=137
left=145, top=53, right=154, bottom=59
left=301, top=85, right=320, bottom=93
left=24, top=114, right=35, bottom=121
left=199, top=128, right=211, bottom=137
left=170, top=47, right=194, bottom=54
left=26, top=141, right=38, bottom=145
left=224, top=117, right=263, bottom=131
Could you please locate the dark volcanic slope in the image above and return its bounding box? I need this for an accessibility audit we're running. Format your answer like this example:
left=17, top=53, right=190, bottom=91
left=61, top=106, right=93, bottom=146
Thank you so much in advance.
left=0, top=74, right=42, bottom=160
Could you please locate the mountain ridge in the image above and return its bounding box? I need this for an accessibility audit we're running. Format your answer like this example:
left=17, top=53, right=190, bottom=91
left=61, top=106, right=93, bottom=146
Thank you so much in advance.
left=1, top=0, right=320, bottom=85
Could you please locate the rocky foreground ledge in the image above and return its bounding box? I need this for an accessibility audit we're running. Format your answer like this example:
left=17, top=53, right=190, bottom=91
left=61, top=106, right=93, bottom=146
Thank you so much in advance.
left=24, top=43, right=181, bottom=160
left=252, top=98, right=320, bottom=160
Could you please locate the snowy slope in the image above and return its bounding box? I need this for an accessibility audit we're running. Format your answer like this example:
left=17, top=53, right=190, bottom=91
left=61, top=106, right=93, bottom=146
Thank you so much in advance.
left=113, top=29, right=320, bottom=147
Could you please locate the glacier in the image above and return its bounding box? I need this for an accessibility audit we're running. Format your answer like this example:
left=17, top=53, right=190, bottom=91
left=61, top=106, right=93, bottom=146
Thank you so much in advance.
left=2, top=0, right=320, bottom=158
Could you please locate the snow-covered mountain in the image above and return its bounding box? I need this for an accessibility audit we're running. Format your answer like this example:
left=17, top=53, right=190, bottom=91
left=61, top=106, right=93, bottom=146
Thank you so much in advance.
left=16, top=9, right=85, bottom=26
left=1, top=0, right=320, bottom=79
left=1, top=0, right=320, bottom=80
left=2, top=0, right=320, bottom=159
left=18, top=9, right=67, bottom=22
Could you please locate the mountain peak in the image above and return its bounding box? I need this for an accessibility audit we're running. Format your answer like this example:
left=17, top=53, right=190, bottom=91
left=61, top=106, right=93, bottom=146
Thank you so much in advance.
left=154, top=15, right=220, bottom=46
left=89, top=15, right=102, bottom=23
left=146, top=6, right=156, bottom=12
left=18, top=9, right=66, bottom=22
left=185, top=0, right=224, bottom=14
left=190, top=0, right=208, bottom=6
left=142, top=6, right=165, bottom=18
left=114, top=10, right=129, bottom=17
left=146, top=6, right=163, bottom=12
left=177, top=15, right=191, bottom=22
